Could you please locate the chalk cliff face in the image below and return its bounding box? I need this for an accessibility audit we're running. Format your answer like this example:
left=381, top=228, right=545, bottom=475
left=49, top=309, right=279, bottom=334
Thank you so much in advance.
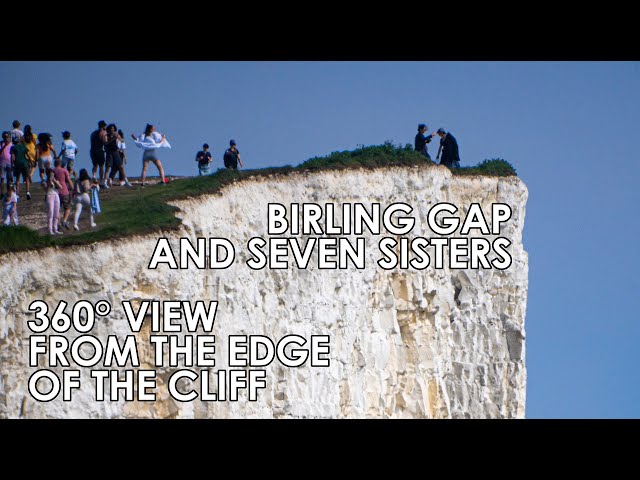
left=0, top=166, right=528, bottom=418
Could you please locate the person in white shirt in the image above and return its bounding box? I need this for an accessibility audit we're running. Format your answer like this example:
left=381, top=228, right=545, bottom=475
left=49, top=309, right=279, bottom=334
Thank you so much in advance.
left=132, top=123, right=168, bottom=186
left=58, top=131, right=78, bottom=169
left=10, top=120, right=23, bottom=144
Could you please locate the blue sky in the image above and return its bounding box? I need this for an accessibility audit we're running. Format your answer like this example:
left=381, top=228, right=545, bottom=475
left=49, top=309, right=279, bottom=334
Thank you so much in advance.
left=2, top=61, right=638, bottom=418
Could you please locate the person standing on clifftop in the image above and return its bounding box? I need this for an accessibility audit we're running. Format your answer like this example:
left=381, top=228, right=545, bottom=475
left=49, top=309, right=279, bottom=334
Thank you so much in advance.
left=132, top=123, right=170, bottom=186
left=223, top=139, right=243, bottom=170
left=0, top=132, right=13, bottom=194
left=196, top=143, right=212, bottom=176
left=436, top=127, right=461, bottom=168
left=414, top=123, right=436, bottom=160
left=10, top=120, right=23, bottom=144
left=90, top=121, right=108, bottom=186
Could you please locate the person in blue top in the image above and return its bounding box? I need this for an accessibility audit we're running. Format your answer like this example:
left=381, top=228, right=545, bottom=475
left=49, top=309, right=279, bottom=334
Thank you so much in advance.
left=435, top=128, right=461, bottom=168
left=414, top=123, right=435, bottom=160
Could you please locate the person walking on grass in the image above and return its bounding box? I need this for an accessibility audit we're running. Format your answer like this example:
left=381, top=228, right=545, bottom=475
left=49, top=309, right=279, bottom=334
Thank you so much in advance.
left=196, top=143, right=212, bottom=176
left=22, top=125, right=37, bottom=180
left=435, top=127, right=461, bottom=168
left=11, top=136, right=31, bottom=200
left=58, top=131, right=78, bottom=169
left=132, top=123, right=170, bottom=186
left=72, top=169, right=98, bottom=231
left=414, top=123, right=436, bottom=160
left=105, top=124, right=131, bottom=187
left=117, top=129, right=128, bottom=185
left=223, top=139, right=243, bottom=170
left=90, top=120, right=108, bottom=187
left=36, top=133, right=57, bottom=185
left=54, top=158, right=74, bottom=230
left=43, top=167, right=63, bottom=236
left=0, top=132, right=13, bottom=194
left=2, top=183, right=19, bottom=226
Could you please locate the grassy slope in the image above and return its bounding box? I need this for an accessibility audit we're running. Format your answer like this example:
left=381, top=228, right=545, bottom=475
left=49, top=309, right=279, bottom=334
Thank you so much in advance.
left=0, top=143, right=516, bottom=253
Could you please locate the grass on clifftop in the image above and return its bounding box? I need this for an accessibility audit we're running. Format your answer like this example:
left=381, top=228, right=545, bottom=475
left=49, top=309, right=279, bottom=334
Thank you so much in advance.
left=0, top=143, right=516, bottom=253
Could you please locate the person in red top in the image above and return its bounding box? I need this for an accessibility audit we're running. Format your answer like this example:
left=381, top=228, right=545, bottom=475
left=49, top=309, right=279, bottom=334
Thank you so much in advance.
left=53, top=158, right=74, bottom=230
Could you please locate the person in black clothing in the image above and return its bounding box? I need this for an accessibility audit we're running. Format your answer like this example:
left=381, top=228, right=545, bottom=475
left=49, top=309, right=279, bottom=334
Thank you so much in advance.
left=196, top=143, right=213, bottom=176
left=414, top=123, right=435, bottom=160
left=105, top=124, right=131, bottom=187
left=436, top=128, right=460, bottom=168
left=90, top=120, right=108, bottom=185
left=223, top=139, right=243, bottom=170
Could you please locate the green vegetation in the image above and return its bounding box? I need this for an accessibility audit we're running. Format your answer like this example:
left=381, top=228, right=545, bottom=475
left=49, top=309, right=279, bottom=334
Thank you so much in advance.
left=0, top=143, right=516, bottom=253
left=453, top=158, right=517, bottom=177
left=300, top=142, right=427, bottom=169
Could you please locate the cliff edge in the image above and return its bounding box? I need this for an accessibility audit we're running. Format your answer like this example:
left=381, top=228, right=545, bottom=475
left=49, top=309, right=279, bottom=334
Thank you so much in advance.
left=0, top=165, right=528, bottom=418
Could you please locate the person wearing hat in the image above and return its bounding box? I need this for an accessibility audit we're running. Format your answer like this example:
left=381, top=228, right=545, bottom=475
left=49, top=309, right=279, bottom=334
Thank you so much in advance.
left=90, top=120, right=108, bottom=185
left=196, top=143, right=213, bottom=176
left=58, top=131, right=78, bottom=169
left=435, top=128, right=461, bottom=168
left=223, top=139, right=243, bottom=170
left=414, top=123, right=436, bottom=160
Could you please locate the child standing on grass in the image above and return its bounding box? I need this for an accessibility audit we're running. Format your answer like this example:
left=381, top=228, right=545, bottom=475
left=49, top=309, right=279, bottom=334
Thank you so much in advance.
left=2, top=184, right=19, bottom=226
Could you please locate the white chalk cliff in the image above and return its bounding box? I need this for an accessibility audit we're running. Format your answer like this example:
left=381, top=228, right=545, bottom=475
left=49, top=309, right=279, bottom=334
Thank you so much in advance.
left=0, top=165, right=528, bottom=418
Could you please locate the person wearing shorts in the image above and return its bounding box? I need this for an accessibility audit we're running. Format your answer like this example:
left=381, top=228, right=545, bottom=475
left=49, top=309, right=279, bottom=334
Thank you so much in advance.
left=132, top=124, right=167, bottom=186
left=36, top=133, right=56, bottom=184
left=11, top=140, right=31, bottom=199
left=58, top=131, right=77, bottom=168
left=54, top=158, right=74, bottom=229
left=72, top=168, right=97, bottom=230
left=196, top=143, right=212, bottom=176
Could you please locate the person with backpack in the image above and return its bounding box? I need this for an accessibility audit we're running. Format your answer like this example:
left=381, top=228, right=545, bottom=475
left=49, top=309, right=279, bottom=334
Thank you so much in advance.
left=11, top=135, right=32, bottom=200
left=223, top=139, right=243, bottom=170
left=414, top=123, right=436, bottom=160
left=435, top=128, right=461, bottom=168
left=58, top=131, right=78, bottom=169
left=196, top=143, right=212, bottom=176
left=90, top=120, right=108, bottom=186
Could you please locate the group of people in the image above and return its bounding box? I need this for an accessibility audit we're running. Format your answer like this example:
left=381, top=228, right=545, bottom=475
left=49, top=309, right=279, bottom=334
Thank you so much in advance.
left=2, top=118, right=460, bottom=235
left=1, top=119, right=171, bottom=235
left=195, top=139, right=243, bottom=176
left=414, top=124, right=461, bottom=168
